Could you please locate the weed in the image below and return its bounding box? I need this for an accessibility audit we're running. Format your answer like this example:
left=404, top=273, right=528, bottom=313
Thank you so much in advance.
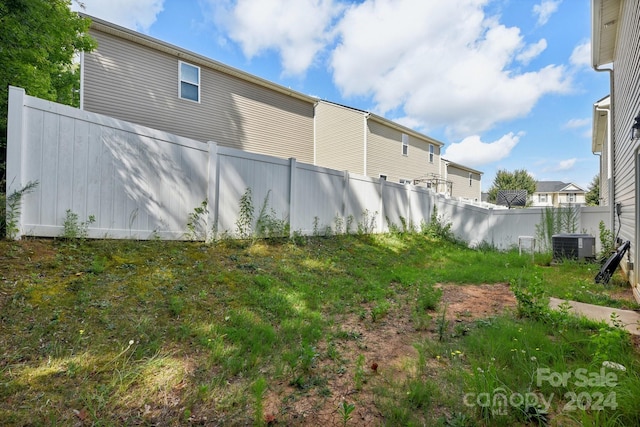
left=251, top=376, right=268, bottom=425
left=185, top=199, right=209, bottom=241
left=416, top=282, right=443, bottom=311
left=236, top=187, right=254, bottom=239
left=3, top=180, right=38, bottom=239
left=354, top=354, right=366, bottom=390
left=61, top=209, right=95, bottom=239
left=255, top=190, right=289, bottom=239
left=598, top=220, right=615, bottom=260
left=422, top=206, right=456, bottom=242
left=370, top=300, right=390, bottom=322
left=337, top=400, right=356, bottom=426
left=357, top=209, right=377, bottom=234
left=512, top=275, right=549, bottom=320
left=437, top=304, right=449, bottom=341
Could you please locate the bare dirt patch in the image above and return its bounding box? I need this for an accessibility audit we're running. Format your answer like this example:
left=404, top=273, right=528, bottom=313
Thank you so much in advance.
left=262, top=283, right=517, bottom=426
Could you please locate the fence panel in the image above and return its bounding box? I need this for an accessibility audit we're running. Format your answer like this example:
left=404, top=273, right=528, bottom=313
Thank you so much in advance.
left=6, top=87, right=610, bottom=248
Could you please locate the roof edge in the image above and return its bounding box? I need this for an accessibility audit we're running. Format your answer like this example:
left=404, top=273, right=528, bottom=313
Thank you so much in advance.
left=83, top=14, right=318, bottom=105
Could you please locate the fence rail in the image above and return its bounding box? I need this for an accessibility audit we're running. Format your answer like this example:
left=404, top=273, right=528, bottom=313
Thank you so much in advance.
left=6, top=86, right=608, bottom=251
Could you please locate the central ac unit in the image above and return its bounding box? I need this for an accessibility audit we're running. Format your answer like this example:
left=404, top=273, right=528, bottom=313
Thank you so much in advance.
left=552, top=234, right=596, bottom=260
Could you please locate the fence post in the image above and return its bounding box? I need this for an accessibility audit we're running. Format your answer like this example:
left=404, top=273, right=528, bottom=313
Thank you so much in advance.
left=6, top=86, right=26, bottom=239
left=288, top=157, right=297, bottom=236
left=342, top=170, right=350, bottom=232
left=379, top=178, right=385, bottom=233
left=207, top=141, right=219, bottom=240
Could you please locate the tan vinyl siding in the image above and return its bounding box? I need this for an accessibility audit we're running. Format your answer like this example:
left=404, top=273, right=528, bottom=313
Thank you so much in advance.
left=314, top=102, right=365, bottom=175
left=447, top=166, right=481, bottom=200
left=609, top=0, right=640, bottom=286
left=366, top=120, right=439, bottom=183
left=83, top=29, right=314, bottom=163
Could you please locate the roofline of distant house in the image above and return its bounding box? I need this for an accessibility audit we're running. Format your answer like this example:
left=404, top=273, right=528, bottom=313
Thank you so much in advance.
left=441, top=158, right=483, bottom=175
left=318, top=100, right=445, bottom=147
left=82, top=13, right=319, bottom=105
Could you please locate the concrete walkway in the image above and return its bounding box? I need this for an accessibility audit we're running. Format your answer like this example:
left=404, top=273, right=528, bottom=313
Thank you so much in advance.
left=549, top=297, right=640, bottom=336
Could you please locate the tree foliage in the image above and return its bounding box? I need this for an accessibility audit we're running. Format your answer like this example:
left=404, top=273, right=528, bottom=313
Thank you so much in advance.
left=487, top=169, right=537, bottom=205
left=586, top=174, right=600, bottom=206
left=1, top=0, right=96, bottom=193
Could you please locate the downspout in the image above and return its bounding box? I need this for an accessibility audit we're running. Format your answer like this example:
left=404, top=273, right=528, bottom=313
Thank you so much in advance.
left=594, top=67, right=614, bottom=231
left=594, top=102, right=612, bottom=209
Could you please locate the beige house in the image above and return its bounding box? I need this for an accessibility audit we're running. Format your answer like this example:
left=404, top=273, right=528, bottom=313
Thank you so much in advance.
left=80, top=15, right=317, bottom=164
left=315, top=101, right=446, bottom=188
left=530, top=181, right=586, bottom=207
left=591, top=0, right=640, bottom=301
left=80, top=16, right=482, bottom=199
left=441, top=159, right=483, bottom=201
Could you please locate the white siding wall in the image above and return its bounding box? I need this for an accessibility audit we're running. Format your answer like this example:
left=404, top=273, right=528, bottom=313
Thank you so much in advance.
left=610, top=1, right=640, bottom=292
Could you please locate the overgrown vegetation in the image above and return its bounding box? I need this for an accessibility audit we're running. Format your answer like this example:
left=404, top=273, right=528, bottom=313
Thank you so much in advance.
left=535, top=205, right=580, bottom=252
left=1, top=227, right=638, bottom=425
left=2, top=180, right=38, bottom=239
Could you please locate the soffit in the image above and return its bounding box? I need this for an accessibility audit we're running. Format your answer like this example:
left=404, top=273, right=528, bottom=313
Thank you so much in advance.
left=592, top=0, right=622, bottom=67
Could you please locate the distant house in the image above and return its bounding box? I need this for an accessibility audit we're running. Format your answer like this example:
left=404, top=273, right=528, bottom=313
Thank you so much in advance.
left=530, top=181, right=586, bottom=207
left=315, top=100, right=448, bottom=190
left=591, top=0, right=640, bottom=301
left=80, top=15, right=482, bottom=198
left=441, top=159, right=483, bottom=201
left=80, top=15, right=317, bottom=163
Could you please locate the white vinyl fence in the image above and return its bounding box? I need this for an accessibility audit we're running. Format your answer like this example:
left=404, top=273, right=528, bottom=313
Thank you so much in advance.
left=6, top=86, right=608, bottom=250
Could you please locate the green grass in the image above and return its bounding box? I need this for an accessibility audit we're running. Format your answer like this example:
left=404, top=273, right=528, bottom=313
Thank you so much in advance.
left=0, top=234, right=638, bottom=425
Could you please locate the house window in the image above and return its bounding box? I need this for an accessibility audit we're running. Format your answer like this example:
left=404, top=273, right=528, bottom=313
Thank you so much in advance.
left=379, top=174, right=387, bottom=181
left=429, top=144, right=434, bottom=163
left=469, top=173, right=473, bottom=186
left=402, top=134, right=409, bottom=156
left=179, top=61, right=200, bottom=102
left=399, top=178, right=412, bottom=185
left=539, top=193, right=547, bottom=203
left=568, top=193, right=576, bottom=203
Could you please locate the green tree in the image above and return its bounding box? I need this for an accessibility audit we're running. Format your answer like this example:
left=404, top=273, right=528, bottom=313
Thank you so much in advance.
left=487, top=169, right=537, bottom=206
left=1, top=0, right=96, bottom=234
left=585, top=174, right=600, bottom=206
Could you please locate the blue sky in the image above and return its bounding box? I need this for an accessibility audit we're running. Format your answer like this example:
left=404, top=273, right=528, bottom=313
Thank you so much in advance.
left=72, top=0, right=609, bottom=191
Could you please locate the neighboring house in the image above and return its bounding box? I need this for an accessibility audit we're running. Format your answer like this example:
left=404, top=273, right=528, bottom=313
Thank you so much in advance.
left=592, top=95, right=611, bottom=206
left=591, top=0, right=640, bottom=301
left=530, top=181, right=586, bottom=207
left=441, top=159, right=483, bottom=201
left=80, top=15, right=482, bottom=199
left=314, top=100, right=445, bottom=188
left=80, top=15, right=317, bottom=164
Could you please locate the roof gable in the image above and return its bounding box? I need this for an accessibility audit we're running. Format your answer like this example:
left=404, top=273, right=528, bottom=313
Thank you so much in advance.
left=535, top=181, right=585, bottom=193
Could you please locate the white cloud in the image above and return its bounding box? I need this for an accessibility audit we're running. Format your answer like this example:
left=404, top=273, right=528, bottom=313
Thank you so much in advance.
left=330, top=0, right=571, bottom=137
left=71, top=0, right=164, bottom=32
left=533, top=0, right=561, bottom=26
left=570, top=41, right=591, bottom=68
left=543, top=158, right=577, bottom=172
left=208, top=0, right=344, bottom=76
left=443, top=132, right=522, bottom=167
left=563, top=118, right=590, bottom=129
left=516, top=39, right=547, bottom=65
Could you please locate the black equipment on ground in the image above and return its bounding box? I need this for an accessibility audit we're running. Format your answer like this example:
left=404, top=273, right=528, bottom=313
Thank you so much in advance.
left=595, top=240, right=630, bottom=285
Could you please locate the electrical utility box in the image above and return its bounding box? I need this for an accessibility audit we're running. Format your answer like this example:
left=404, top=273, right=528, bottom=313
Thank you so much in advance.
left=552, top=234, right=596, bottom=260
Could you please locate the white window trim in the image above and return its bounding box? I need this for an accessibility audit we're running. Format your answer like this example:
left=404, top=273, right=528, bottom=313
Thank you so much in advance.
left=429, top=144, right=434, bottom=163
left=402, top=133, right=409, bottom=156
left=179, top=61, right=200, bottom=103
left=469, top=172, right=473, bottom=186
